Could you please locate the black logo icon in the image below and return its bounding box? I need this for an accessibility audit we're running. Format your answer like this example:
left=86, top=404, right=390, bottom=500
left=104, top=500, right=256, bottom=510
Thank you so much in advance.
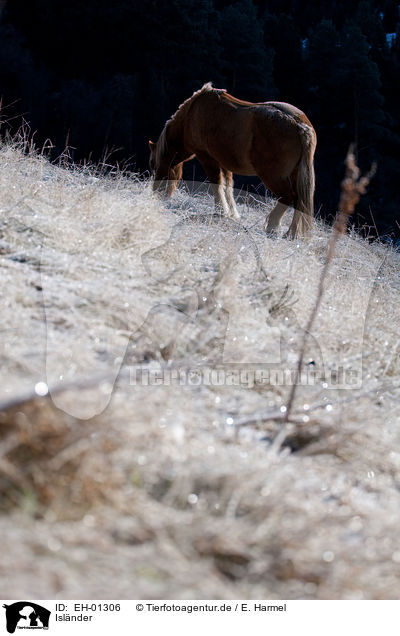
left=2, top=602, right=51, bottom=633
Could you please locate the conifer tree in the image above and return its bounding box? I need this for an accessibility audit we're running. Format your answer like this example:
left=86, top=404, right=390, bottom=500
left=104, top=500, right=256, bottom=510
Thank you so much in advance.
left=218, top=0, right=276, bottom=100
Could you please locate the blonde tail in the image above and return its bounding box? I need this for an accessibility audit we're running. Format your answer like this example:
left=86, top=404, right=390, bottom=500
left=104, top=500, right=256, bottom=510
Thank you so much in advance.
left=295, top=123, right=317, bottom=236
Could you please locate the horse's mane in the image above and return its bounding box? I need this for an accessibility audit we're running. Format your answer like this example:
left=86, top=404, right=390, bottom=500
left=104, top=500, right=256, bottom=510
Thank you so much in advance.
left=155, top=83, right=225, bottom=164
left=219, top=93, right=255, bottom=108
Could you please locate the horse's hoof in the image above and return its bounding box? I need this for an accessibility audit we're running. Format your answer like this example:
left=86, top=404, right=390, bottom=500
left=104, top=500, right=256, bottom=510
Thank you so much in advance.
left=265, top=229, right=278, bottom=238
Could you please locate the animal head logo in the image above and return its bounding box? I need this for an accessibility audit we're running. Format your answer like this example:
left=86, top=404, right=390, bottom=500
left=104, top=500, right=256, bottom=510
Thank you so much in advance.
left=2, top=602, right=51, bottom=633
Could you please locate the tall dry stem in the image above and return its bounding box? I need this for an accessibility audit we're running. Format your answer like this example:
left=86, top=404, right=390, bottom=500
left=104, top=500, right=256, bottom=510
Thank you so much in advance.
left=284, top=146, right=376, bottom=423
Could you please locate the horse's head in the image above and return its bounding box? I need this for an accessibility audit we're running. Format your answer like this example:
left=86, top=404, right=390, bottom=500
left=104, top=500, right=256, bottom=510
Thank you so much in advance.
left=149, top=138, right=183, bottom=197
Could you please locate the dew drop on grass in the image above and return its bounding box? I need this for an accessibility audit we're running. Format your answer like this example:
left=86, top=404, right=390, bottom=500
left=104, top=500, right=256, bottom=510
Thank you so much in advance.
left=34, top=381, right=48, bottom=396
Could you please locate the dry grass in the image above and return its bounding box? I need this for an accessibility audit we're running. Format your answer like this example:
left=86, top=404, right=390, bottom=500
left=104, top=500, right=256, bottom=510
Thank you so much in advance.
left=1, top=136, right=400, bottom=599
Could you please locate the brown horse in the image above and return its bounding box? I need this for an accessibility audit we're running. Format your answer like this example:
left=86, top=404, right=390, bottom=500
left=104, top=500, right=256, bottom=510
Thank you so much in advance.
left=149, top=83, right=316, bottom=238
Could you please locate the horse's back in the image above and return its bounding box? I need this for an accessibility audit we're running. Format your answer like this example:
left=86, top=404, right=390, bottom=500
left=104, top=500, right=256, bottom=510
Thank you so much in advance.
left=182, top=87, right=313, bottom=176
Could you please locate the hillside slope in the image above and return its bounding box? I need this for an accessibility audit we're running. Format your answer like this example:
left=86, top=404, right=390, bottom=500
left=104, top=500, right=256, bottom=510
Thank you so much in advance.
left=0, top=141, right=400, bottom=599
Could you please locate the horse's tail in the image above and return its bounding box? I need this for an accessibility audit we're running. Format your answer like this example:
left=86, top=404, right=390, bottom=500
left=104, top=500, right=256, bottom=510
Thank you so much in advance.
left=295, top=123, right=317, bottom=234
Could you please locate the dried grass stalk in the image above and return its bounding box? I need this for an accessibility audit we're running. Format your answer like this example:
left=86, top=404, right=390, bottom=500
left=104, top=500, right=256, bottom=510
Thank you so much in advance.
left=335, top=146, right=377, bottom=235
left=284, top=146, right=376, bottom=423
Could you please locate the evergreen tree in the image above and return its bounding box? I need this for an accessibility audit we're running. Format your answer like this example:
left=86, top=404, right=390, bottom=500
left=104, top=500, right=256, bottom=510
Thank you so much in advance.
left=356, top=0, right=387, bottom=52
left=218, top=0, right=276, bottom=100
left=263, top=12, right=305, bottom=104
left=334, top=21, right=385, bottom=152
left=307, top=18, right=341, bottom=126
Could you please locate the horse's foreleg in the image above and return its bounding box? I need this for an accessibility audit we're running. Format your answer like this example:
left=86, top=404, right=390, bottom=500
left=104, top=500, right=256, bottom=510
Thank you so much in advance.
left=196, top=153, right=231, bottom=217
left=223, top=170, right=240, bottom=220
left=213, top=173, right=231, bottom=217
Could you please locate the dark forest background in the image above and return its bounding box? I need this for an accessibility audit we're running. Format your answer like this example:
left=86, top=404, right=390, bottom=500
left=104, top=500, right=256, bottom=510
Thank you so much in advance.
left=0, top=0, right=399, bottom=237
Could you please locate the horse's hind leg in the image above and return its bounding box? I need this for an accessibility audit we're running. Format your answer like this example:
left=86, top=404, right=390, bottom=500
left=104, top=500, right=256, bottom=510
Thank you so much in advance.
left=262, top=177, right=294, bottom=235
left=264, top=201, right=289, bottom=234
left=223, top=169, right=240, bottom=220
left=196, top=152, right=231, bottom=217
left=285, top=187, right=313, bottom=239
left=286, top=198, right=312, bottom=239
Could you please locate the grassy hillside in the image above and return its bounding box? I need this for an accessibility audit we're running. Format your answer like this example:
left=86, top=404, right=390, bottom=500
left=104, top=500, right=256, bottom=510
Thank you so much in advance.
left=0, top=138, right=400, bottom=599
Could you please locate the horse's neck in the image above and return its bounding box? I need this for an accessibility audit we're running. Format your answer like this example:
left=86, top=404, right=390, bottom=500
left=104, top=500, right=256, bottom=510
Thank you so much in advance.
left=168, top=90, right=200, bottom=134
left=166, top=115, right=184, bottom=148
left=164, top=91, right=203, bottom=152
